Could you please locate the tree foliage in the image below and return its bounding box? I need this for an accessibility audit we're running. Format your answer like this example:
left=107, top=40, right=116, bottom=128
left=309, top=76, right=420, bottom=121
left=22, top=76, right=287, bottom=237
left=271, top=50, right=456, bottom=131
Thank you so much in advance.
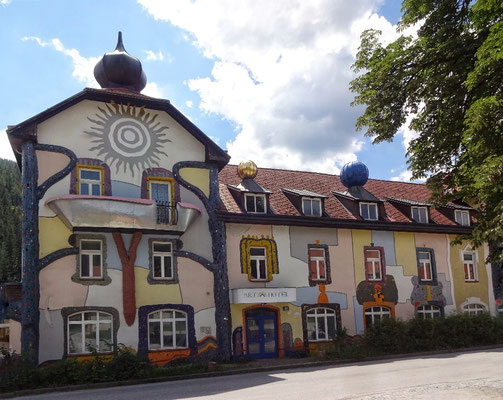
left=351, top=0, right=503, bottom=260
left=0, top=158, right=21, bottom=282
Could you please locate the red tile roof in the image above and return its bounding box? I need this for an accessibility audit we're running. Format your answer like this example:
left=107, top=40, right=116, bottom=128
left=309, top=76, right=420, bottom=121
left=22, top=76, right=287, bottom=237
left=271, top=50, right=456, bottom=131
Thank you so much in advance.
left=218, top=165, right=460, bottom=226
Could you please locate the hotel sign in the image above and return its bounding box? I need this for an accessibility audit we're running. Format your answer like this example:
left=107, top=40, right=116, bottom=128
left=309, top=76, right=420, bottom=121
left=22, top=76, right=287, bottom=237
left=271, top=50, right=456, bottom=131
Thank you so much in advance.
left=232, top=288, right=296, bottom=304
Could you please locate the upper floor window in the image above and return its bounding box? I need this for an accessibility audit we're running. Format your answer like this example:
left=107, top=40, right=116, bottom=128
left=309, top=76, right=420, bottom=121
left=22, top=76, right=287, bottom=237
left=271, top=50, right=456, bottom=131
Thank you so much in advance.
left=67, top=311, right=113, bottom=354
left=79, top=239, right=103, bottom=279
left=463, top=251, right=478, bottom=281
left=245, top=193, right=266, bottom=213
left=417, top=305, right=441, bottom=319
left=77, top=166, right=103, bottom=196
left=455, top=210, right=470, bottom=226
left=360, top=202, right=378, bottom=220
left=148, top=309, right=188, bottom=350
left=417, top=251, right=434, bottom=282
left=302, top=197, right=322, bottom=216
left=308, top=247, right=329, bottom=283
left=306, top=308, right=337, bottom=341
left=152, top=241, right=173, bottom=280
left=148, top=178, right=173, bottom=203
left=364, top=306, right=391, bottom=327
left=463, top=303, right=486, bottom=316
left=364, top=247, right=384, bottom=281
left=411, top=206, right=428, bottom=223
left=249, top=247, right=267, bottom=281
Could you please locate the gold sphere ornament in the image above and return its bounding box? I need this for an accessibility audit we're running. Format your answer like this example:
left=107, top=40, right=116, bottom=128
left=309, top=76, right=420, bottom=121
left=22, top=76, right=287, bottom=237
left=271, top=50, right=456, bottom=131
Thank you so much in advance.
left=237, top=160, right=258, bottom=179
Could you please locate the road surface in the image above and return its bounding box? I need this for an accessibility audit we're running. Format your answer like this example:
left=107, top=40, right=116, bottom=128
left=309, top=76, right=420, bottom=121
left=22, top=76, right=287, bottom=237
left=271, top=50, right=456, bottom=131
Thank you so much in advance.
left=18, top=349, right=503, bottom=399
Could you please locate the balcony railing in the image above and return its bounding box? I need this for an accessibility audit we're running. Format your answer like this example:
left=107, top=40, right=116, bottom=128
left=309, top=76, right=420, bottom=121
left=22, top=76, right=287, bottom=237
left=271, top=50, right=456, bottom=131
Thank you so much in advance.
left=156, top=201, right=178, bottom=225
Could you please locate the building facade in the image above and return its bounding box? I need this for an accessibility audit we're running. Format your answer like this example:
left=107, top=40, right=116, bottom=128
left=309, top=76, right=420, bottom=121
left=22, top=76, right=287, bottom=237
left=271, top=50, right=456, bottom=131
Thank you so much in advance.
left=0, top=34, right=499, bottom=364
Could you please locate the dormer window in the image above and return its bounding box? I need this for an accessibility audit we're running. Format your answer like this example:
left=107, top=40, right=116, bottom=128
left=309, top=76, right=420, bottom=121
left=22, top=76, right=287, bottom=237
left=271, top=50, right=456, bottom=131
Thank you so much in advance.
left=245, top=193, right=266, bottom=214
left=302, top=197, right=322, bottom=216
left=455, top=210, right=470, bottom=226
left=411, top=206, right=428, bottom=223
left=360, top=202, right=378, bottom=220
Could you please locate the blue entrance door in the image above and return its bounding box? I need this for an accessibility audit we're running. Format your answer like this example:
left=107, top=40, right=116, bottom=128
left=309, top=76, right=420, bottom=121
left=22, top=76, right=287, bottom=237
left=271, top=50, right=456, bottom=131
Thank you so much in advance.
left=245, top=308, right=278, bottom=358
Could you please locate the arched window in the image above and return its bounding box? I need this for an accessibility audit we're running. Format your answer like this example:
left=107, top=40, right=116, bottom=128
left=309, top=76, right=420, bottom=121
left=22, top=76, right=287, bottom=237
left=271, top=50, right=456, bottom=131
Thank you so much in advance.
left=306, top=308, right=337, bottom=341
left=365, top=306, right=391, bottom=327
left=67, top=311, right=113, bottom=354
left=148, top=310, right=188, bottom=350
left=462, top=303, right=486, bottom=316
left=417, top=305, right=441, bottom=319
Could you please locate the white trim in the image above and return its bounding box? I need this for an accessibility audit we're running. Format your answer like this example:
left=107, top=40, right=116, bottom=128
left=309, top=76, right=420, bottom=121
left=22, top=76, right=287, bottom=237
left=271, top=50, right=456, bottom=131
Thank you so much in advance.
left=306, top=307, right=337, bottom=341
left=152, top=241, right=174, bottom=280
left=416, top=304, right=441, bottom=319
left=79, top=168, right=103, bottom=196
left=445, top=234, right=457, bottom=315
left=418, top=250, right=433, bottom=281
left=359, top=202, right=378, bottom=220
left=301, top=197, right=322, bottom=217
left=462, top=250, right=478, bottom=282
left=244, top=193, right=267, bottom=214
left=364, top=306, right=391, bottom=326
left=411, top=206, right=428, bottom=223
left=309, top=247, right=326, bottom=281
left=455, top=210, right=470, bottom=226
left=67, top=311, right=113, bottom=354
left=365, top=248, right=382, bottom=281
left=459, top=297, right=489, bottom=314
left=484, top=242, right=497, bottom=315
left=249, top=247, right=267, bottom=281
left=148, top=179, right=172, bottom=202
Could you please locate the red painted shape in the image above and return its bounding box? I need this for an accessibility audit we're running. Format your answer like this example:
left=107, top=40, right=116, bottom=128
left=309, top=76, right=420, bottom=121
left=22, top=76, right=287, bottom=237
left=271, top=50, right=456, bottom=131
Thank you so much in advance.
left=113, top=232, right=143, bottom=326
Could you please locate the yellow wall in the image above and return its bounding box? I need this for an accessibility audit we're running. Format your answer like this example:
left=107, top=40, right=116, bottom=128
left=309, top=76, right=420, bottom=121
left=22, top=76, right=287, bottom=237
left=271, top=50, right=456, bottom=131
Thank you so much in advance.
left=135, top=267, right=183, bottom=307
left=39, top=217, right=72, bottom=258
left=449, top=238, right=489, bottom=310
left=352, top=230, right=372, bottom=284
left=394, top=232, right=417, bottom=275
left=179, top=168, right=210, bottom=197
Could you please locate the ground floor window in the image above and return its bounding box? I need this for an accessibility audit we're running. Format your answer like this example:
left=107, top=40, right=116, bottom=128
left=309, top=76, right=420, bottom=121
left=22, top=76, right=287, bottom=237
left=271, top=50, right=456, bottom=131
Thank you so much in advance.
left=148, top=309, right=188, bottom=350
left=67, top=311, right=113, bottom=354
left=417, top=305, right=442, bottom=319
left=462, top=303, right=486, bottom=316
left=306, top=307, right=337, bottom=341
left=365, top=306, right=391, bottom=327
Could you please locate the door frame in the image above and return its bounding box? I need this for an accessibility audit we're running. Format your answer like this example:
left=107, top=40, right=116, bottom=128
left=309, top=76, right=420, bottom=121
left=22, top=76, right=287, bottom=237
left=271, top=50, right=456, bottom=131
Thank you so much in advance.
left=243, top=305, right=281, bottom=358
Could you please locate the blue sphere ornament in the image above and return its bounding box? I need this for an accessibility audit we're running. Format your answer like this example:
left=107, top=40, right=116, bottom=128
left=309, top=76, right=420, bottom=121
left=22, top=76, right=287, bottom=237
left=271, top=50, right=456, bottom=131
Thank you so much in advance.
left=340, top=161, right=369, bottom=188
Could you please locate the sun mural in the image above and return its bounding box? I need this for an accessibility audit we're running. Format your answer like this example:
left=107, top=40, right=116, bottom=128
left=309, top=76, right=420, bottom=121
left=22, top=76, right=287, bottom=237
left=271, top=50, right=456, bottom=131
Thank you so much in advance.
left=85, top=102, right=171, bottom=176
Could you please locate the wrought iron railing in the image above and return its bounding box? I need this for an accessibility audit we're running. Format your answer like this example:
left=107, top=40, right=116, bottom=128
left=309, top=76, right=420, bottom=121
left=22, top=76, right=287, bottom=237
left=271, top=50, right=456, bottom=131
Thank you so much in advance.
left=156, top=201, right=177, bottom=225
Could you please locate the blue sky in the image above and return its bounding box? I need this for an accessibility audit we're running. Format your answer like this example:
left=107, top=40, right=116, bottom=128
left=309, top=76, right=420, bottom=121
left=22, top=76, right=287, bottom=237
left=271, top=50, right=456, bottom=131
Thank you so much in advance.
left=0, top=0, right=417, bottom=182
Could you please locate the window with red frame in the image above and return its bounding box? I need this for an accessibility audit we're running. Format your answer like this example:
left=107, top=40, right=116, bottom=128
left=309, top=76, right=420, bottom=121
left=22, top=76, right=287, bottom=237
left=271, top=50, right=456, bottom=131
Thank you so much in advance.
left=309, top=247, right=327, bottom=282
left=364, top=248, right=384, bottom=281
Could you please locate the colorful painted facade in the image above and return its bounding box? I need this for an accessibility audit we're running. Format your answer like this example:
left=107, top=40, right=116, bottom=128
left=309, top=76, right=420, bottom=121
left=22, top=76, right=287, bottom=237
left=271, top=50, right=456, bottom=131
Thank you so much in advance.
left=0, top=34, right=499, bottom=364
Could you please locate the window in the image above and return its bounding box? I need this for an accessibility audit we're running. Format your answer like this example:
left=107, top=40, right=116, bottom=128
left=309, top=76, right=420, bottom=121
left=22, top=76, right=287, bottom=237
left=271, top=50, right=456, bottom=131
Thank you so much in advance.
left=411, top=206, right=428, bottom=223
left=308, top=247, right=327, bottom=282
left=364, top=306, right=391, bottom=327
left=250, top=247, right=267, bottom=281
left=148, top=178, right=173, bottom=203
left=365, top=248, right=384, bottom=281
left=79, top=239, right=103, bottom=279
left=360, top=202, right=378, bottom=220
left=455, top=210, right=470, bottom=226
left=67, top=311, right=113, bottom=354
left=498, top=304, right=503, bottom=317
left=463, top=252, right=477, bottom=281
left=463, top=303, right=486, bottom=316
left=77, top=167, right=103, bottom=195
left=244, top=193, right=266, bottom=213
left=148, top=310, right=188, bottom=350
left=306, top=308, right=337, bottom=341
left=418, top=251, right=434, bottom=282
left=152, top=242, right=173, bottom=280
left=417, top=305, right=441, bottom=319
left=302, top=197, right=322, bottom=216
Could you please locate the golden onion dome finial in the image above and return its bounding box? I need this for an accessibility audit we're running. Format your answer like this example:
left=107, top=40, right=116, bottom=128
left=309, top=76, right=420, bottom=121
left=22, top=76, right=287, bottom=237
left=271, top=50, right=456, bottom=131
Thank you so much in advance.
left=237, top=160, right=258, bottom=179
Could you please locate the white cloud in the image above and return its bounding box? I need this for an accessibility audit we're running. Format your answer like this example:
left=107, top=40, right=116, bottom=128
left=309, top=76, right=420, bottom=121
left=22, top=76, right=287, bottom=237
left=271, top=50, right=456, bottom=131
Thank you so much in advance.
left=185, top=100, right=193, bottom=108
left=143, top=82, right=163, bottom=98
left=145, top=50, right=165, bottom=61
left=22, top=36, right=100, bottom=88
left=391, top=169, right=413, bottom=182
left=0, top=129, right=16, bottom=161
left=138, top=0, right=405, bottom=173
left=0, top=0, right=11, bottom=7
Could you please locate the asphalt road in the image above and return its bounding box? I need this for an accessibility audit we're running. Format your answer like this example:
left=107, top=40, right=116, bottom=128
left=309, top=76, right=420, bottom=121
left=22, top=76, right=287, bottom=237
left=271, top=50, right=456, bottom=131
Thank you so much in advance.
left=18, top=349, right=503, bottom=400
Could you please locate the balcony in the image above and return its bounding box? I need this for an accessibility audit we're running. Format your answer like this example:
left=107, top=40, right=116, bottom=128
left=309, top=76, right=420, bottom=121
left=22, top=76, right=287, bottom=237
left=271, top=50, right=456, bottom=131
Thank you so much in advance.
left=45, top=195, right=202, bottom=233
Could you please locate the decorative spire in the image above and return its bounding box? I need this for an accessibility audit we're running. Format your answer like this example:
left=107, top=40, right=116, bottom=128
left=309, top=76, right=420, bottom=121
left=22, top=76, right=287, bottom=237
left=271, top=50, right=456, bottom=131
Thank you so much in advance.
left=94, top=32, right=147, bottom=93
left=340, top=161, right=369, bottom=188
left=237, top=160, right=258, bottom=179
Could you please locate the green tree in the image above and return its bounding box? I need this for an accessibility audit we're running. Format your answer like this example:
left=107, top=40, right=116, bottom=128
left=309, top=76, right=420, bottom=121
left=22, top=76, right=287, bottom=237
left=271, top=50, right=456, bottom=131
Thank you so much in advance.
left=0, top=158, right=21, bottom=282
left=351, top=0, right=503, bottom=261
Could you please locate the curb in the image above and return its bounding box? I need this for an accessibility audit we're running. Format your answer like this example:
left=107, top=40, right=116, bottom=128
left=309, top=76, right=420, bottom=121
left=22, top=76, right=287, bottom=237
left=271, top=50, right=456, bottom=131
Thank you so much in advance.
left=1, top=344, right=502, bottom=398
